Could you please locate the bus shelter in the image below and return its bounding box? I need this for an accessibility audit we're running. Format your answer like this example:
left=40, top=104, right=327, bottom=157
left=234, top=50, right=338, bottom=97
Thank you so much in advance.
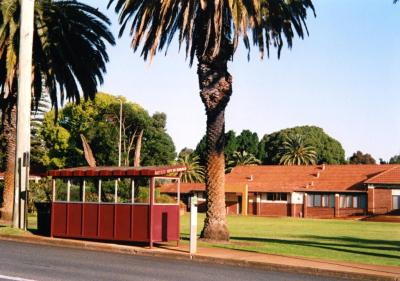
left=48, top=165, right=186, bottom=247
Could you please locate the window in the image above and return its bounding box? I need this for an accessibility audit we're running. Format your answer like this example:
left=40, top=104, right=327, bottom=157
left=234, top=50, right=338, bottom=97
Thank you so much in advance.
left=339, top=194, right=366, bottom=209
left=308, top=193, right=335, bottom=208
left=265, top=193, right=287, bottom=202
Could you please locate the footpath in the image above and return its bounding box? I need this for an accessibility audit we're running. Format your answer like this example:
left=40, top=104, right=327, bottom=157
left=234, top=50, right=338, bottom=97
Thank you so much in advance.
left=0, top=233, right=398, bottom=281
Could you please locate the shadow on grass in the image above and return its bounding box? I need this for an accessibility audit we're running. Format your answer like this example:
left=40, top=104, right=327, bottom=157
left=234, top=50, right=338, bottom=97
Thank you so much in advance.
left=228, top=236, right=400, bottom=261
left=298, top=235, right=400, bottom=249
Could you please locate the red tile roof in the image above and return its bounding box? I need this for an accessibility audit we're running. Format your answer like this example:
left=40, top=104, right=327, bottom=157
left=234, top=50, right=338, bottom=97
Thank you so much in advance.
left=364, top=166, right=400, bottom=184
left=167, top=164, right=400, bottom=194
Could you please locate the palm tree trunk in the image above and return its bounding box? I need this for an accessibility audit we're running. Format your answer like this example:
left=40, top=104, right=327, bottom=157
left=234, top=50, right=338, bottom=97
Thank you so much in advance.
left=1, top=102, right=17, bottom=222
left=198, top=48, right=232, bottom=241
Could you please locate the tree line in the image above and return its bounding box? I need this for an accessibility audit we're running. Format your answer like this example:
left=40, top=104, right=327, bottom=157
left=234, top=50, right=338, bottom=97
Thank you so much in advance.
left=1, top=93, right=176, bottom=174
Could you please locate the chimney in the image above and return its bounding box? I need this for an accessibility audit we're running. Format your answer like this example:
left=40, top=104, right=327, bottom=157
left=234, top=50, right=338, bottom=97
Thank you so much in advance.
left=315, top=172, right=320, bottom=178
left=310, top=181, right=314, bottom=186
left=321, top=164, right=326, bottom=171
left=247, top=175, right=253, bottom=181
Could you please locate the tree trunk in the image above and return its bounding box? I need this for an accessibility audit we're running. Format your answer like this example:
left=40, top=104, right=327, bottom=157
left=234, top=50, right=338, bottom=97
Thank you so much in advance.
left=1, top=102, right=17, bottom=222
left=198, top=47, right=233, bottom=241
left=133, top=129, right=143, bottom=167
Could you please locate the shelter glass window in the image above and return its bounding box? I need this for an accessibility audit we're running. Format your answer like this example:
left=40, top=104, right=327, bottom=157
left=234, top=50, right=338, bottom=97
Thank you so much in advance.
left=100, top=179, right=115, bottom=203
left=85, top=179, right=99, bottom=202
left=69, top=179, right=83, bottom=202
left=132, top=178, right=150, bottom=204
left=55, top=179, right=68, bottom=201
left=154, top=178, right=179, bottom=204
left=117, top=178, right=133, bottom=203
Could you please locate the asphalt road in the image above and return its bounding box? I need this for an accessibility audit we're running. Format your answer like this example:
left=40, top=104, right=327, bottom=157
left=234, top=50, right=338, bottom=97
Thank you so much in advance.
left=0, top=240, right=348, bottom=281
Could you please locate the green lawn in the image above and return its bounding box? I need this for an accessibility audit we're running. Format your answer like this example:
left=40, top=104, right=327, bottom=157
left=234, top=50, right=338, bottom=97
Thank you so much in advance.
left=2, top=213, right=398, bottom=267
left=181, top=214, right=400, bottom=267
left=0, top=214, right=37, bottom=236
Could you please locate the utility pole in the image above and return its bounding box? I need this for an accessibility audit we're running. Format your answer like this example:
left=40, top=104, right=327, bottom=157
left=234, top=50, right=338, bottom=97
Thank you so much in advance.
left=114, top=99, right=122, bottom=203
left=13, top=0, right=35, bottom=229
left=118, top=98, right=122, bottom=167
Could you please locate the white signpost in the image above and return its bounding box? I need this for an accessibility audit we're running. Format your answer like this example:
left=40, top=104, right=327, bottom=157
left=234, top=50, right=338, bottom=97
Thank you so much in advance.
left=189, top=194, right=198, bottom=256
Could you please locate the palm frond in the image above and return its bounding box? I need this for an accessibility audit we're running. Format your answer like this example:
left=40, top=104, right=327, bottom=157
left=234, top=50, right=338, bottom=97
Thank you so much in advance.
left=0, top=0, right=115, bottom=116
left=109, top=0, right=315, bottom=63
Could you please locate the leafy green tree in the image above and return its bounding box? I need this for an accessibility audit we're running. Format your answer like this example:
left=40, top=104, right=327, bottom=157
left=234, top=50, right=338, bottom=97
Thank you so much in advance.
left=236, top=130, right=259, bottom=156
left=226, top=151, right=261, bottom=173
left=0, top=0, right=114, bottom=221
left=224, top=130, right=239, bottom=160
left=279, top=134, right=317, bottom=165
left=110, top=0, right=315, bottom=240
left=389, top=155, right=400, bottom=164
left=194, top=130, right=240, bottom=166
left=141, top=115, right=176, bottom=166
left=177, top=154, right=205, bottom=183
left=349, top=151, right=376, bottom=165
left=260, top=126, right=345, bottom=165
left=41, top=93, right=176, bottom=168
left=41, top=111, right=72, bottom=169
left=30, top=94, right=51, bottom=174
left=178, top=148, right=194, bottom=159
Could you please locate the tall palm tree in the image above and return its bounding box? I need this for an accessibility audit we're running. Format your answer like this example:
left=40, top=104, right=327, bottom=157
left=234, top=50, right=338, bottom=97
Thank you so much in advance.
left=177, top=154, right=205, bottom=183
left=226, top=151, right=261, bottom=173
left=109, top=0, right=315, bottom=240
left=0, top=0, right=115, bottom=222
left=279, top=134, right=317, bottom=165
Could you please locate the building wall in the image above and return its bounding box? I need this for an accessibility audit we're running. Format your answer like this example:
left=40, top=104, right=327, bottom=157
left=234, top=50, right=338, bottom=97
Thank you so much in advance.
left=338, top=208, right=365, bottom=217
left=259, top=203, right=290, bottom=216
left=306, top=207, right=335, bottom=218
left=291, top=204, right=303, bottom=218
left=373, top=188, right=392, bottom=214
left=247, top=195, right=257, bottom=215
left=226, top=201, right=238, bottom=215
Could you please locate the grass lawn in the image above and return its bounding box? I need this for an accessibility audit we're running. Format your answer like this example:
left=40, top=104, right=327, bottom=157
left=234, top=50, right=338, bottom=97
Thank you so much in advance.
left=181, top=214, right=400, bottom=267
left=0, top=214, right=37, bottom=236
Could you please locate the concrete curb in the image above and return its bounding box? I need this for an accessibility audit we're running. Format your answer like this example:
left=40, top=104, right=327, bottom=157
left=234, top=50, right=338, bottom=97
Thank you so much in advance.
left=0, top=235, right=398, bottom=281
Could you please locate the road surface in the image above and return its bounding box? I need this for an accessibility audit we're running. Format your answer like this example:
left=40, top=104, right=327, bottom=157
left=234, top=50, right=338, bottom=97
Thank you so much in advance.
left=0, top=240, right=347, bottom=281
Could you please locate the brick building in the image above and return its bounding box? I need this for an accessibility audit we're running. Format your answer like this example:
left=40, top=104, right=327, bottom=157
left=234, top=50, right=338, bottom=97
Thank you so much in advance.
left=164, top=164, right=400, bottom=218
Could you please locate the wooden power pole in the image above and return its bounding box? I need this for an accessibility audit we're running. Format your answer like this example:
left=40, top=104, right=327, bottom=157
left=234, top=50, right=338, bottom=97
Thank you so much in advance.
left=13, top=0, right=35, bottom=229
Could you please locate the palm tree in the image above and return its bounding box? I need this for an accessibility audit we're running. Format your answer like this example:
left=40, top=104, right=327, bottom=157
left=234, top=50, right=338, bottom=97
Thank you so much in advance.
left=226, top=151, right=261, bottom=173
left=109, top=0, right=315, bottom=240
left=177, top=154, right=205, bottom=183
left=279, top=134, right=317, bottom=166
left=0, top=0, right=115, bottom=222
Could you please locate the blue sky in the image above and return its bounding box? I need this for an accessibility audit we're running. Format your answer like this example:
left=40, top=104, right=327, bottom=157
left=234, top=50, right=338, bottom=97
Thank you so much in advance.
left=85, top=0, right=400, bottom=161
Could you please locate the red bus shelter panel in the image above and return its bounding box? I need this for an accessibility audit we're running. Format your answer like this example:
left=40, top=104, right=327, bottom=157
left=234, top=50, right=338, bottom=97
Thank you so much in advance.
left=99, top=204, right=115, bottom=239
left=132, top=205, right=149, bottom=242
left=115, top=205, right=131, bottom=240
left=83, top=204, right=98, bottom=238
left=68, top=203, right=83, bottom=237
left=52, top=203, right=67, bottom=236
left=152, top=205, right=179, bottom=242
